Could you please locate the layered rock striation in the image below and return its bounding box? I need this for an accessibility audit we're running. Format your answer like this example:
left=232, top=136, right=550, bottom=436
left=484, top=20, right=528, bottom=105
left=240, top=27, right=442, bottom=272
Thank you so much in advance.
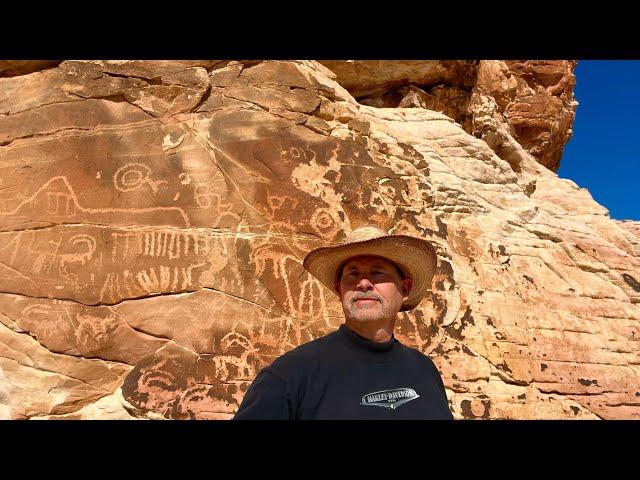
left=0, top=60, right=637, bottom=420
left=319, top=60, right=577, bottom=171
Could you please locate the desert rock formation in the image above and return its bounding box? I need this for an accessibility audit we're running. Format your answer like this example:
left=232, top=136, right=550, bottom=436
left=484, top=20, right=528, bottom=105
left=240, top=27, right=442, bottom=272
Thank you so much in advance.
left=0, top=60, right=638, bottom=420
left=319, top=60, right=577, bottom=171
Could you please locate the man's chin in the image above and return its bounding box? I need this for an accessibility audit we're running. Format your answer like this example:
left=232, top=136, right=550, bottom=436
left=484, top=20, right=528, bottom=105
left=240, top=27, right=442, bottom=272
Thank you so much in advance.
left=348, top=305, right=384, bottom=322
left=351, top=315, right=383, bottom=323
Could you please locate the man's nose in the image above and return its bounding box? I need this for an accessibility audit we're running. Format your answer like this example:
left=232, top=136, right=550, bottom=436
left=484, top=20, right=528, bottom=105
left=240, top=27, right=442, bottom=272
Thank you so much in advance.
left=356, top=276, right=374, bottom=291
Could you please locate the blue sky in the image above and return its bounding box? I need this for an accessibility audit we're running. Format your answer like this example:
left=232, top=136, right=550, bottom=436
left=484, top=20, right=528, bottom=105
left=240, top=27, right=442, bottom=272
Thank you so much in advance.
left=557, top=60, right=640, bottom=221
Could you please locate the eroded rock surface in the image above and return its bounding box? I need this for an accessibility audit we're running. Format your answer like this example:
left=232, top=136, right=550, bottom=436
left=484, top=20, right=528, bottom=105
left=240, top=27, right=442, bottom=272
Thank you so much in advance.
left=0, top=60, right=637, bottom=419
left=0, top=60, right=62, bottom=78
left=320, top=60, right=577, bottom=171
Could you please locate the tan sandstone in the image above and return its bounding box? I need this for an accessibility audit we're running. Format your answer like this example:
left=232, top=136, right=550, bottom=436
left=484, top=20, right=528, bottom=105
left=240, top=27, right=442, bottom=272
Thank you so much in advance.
left=0, top=60, right=637, bottom=420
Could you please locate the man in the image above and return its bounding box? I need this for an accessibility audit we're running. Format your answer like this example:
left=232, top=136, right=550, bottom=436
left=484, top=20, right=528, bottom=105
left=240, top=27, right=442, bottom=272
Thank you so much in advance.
left=233, top=225, right=453, bottom=419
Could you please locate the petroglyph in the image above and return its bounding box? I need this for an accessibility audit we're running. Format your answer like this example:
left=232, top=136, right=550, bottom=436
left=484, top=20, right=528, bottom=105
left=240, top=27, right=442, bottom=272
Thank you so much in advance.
left=46, top=190, right=77, bottom=216
left=290, top=143, right=343, bottom=206
left=111, top=230, right=226, bottom=262
left=74, top=310, right=120, bottom=353
left=21, top=303, right=59, bottom=341
left=288, top=143, right=351, bottom=240
left=1, top=176, right=191, bottom=228
left=0, top=225, right=231, bottom=304
left=113, top=163, right=167, bottom=195
left=214, top=332, right=259, bottom=380
left=4, top=60, right=638, bottom=420
left=21, top=301, right=118, bottom=357
left=249, top=238, right=334, bottom=337
left=162, top=133, right=186, bottom=152
left=177, top=170, right=240, bottom=226
left=59, top=234, right=97, bottom=283
left=310, top=207, right=341, bottom=240
left=121, top=340, right=260, bottom=419
left=99, top=262, right=209, bottom=303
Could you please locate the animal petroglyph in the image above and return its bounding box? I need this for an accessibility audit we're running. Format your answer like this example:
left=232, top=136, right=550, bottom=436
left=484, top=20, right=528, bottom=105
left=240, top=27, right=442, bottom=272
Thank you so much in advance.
left=0, top=224, right=231, bottom=304
left=59, top=234, right=97, bottom=283
left=20, top=301, right=121, bottom=358
left=121, top=341, right=259, bottom=419
left=214, top=332, right=259, bottom=380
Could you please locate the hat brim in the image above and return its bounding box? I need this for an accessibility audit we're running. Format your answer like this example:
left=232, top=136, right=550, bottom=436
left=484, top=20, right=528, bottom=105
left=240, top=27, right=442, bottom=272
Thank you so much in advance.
left=302, top=235, right=437, bottom=311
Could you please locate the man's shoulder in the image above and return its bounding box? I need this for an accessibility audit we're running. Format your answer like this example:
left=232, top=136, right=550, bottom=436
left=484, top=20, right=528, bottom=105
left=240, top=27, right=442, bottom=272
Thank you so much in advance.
left=267, top=329, right=340, bottom=375
left=397, top=342, right=447, bottom=382
left=398, top=342, right=439, bottom=368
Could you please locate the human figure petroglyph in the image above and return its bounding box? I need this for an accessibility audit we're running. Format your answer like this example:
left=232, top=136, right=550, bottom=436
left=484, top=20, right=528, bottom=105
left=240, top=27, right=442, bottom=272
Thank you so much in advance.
left=113, top=163, right=163, bottom=193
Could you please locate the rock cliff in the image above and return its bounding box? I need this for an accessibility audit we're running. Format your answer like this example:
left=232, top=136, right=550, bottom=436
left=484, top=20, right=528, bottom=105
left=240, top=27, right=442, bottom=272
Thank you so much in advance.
left=0, top=60, right=637, bottom=419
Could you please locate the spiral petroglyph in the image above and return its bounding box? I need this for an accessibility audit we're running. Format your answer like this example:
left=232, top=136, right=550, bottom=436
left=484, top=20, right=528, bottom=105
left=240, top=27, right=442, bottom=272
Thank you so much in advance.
left=113, top=163, right=167, bottom=194
left=310, top=208, right=340, bottom=240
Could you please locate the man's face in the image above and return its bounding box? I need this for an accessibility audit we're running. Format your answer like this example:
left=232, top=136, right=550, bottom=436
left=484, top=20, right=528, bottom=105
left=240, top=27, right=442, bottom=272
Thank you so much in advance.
left=336, top=255, right=412, bottom=324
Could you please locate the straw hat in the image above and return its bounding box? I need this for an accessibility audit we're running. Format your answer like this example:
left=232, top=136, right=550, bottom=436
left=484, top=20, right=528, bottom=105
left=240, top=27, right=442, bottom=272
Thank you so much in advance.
left=302, top=225, right=438, bottom=311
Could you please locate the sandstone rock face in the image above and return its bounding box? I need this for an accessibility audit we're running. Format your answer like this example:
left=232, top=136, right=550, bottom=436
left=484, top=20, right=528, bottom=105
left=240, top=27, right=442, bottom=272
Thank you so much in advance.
left=618, top=220, right=640, bottom=238
left=0, top=60, right=638, bottom=420
left=0, top=61, right=62, bottom=77
left=319, top=60, right=577, bottom=171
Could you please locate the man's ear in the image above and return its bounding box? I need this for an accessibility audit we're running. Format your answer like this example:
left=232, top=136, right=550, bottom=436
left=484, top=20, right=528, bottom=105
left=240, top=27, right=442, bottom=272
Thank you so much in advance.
left=402, top=278, right=413, bottom=299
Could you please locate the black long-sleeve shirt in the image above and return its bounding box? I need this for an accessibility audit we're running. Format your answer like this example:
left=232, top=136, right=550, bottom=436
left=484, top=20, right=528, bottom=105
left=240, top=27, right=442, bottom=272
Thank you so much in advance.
left=233, top=324, right=453, bottom=420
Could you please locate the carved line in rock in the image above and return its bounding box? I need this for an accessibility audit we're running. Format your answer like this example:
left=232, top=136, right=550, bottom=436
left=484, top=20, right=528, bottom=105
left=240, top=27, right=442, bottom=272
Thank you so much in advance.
left=0, top=226, right=231, bottom=306
left=176, top=120, right=307, bottom=261
left=2, top=176, right=191, bottom=227
left=113, top=162, right=168, bottom=195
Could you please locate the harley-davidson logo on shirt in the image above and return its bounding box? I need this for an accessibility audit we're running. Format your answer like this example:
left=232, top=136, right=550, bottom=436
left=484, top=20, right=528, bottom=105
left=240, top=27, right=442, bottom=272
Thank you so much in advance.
left=361, top=388, right=420, bottom=410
